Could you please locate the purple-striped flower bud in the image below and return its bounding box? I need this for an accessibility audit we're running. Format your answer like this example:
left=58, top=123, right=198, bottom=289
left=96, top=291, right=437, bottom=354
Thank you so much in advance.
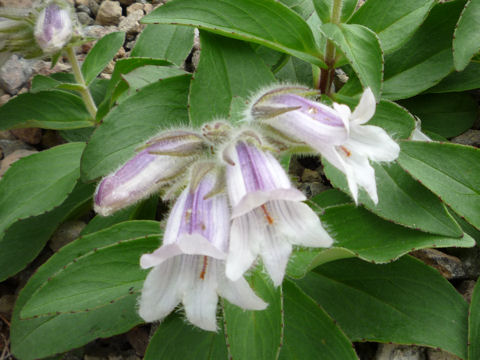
left=139, top=169, right=266, bottom=331
left=248, top=85, right=349, bottom=148
left=223, top=136, right=333, bottom=286
left=34, top=2, right=72, bottom=54
left=94, top=130, right=206, bottom=217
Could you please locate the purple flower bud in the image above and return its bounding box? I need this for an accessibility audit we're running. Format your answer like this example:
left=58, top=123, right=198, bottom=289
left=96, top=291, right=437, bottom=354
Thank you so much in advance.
left=34, top=2, right=72, bottom=54
left=94, top=130, right=206, bottom=216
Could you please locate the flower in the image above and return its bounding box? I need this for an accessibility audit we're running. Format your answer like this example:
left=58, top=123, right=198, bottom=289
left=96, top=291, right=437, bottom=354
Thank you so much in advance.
left=312, top=89, right=400, bottom=204
left=94, top=130, right=206, bottom=216
left=139, top=169, right=267, bottom=331
left=223, top=137, right=333, bottom=286
left=34, top=2, right=73, bottom=54
left=248, top=85, right=349, bottom=148
left=410, top=119, right=432, bottom=142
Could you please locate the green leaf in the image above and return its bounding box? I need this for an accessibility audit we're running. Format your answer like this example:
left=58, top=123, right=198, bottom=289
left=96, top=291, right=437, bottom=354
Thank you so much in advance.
left=297, top=256, right=469, bottom=359
left=382, top=0, right=467, bottom=100
left=310, top=189, right=353, bottom=209
left=189, top=32, right=275, bottom=127
left=142, top=0, right=325, bottom=68
left=279, top=0, right=315, bottom=20
left=81, top=32, right=125, bottom=85
left=428, top=62, right=480, bottom=93
left=320, top=23, right=383, bottom=100
left=30, top=74, right=61, bottom=92
left=0, top=142, right=85, bottom=237
left=144, top=315, right=228, bottom=360
left=0, top=181, right=94, bottom=281
left=131, top=24, right=194, bottom=66
left=96, top=58, right=173, bottom=120
left=399, top=93, right=477, bottom=138
left=81, top=74, right=191, bottom=181
left=10, top=221, right=161, bottom=360
left=21, top=233, right=161, bottom=318
left=275, top=56, right=314, bottom=86
left=398, top=141, right=480, bottom=230
left=279, top=280, right=358, bottom=360
left=312, top=0, right=358, bottom=23
left=223, top=271, right=282, bottom=360
left=469, top=279, right=480, bottom=360
left=454, top=0, right=480, bottom=70
left=324, top=162, right=463, bottom=237
left=0, top=90, right=92, bottom=130
left=348, top=0, right=435, bottom=54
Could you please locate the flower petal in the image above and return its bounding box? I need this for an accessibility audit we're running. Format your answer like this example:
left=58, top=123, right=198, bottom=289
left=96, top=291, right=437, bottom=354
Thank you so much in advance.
left=269, top=200, right=333, bottom=247
left=138, top=257, right=185, bottom=322
left=351, top=88, right=376, bottom=125
left=259, top=226, right=292, bottom=286
left=348, top=124, right=400, bottom=162
left=183, top=257, right=219, bottom=331
left=345, top=152, right=378, bottom=204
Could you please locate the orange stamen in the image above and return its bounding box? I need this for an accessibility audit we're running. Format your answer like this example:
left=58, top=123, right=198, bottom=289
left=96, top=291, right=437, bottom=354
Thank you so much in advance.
left=340, top=146, right=351, bottom=157
left=261, top=204, right=274, bottom=225
left=199, top=256, right=208, bottom=280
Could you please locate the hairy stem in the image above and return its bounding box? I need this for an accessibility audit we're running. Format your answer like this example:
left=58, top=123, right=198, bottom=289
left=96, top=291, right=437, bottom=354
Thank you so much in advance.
left=65, top=46, right=97, bottom=120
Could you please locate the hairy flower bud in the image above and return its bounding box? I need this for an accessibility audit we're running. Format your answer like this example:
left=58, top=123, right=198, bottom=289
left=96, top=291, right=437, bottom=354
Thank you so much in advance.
left=34, top=2, right=72, bottom=54
left=94, top=130, right=206, bottom=216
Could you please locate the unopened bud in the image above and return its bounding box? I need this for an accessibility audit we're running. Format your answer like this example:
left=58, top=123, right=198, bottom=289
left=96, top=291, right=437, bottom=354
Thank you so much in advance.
left=34, top=2, right=72, bottom=54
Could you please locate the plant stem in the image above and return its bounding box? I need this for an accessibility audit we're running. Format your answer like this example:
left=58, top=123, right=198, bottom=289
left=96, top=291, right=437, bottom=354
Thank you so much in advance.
left=319, top=0, right=343, bottom=95
left=65, top=46, right=97, bottom=120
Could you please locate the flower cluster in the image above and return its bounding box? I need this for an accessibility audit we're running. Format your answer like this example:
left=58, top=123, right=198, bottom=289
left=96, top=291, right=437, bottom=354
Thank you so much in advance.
left=94, top=86, right=400, bottom=331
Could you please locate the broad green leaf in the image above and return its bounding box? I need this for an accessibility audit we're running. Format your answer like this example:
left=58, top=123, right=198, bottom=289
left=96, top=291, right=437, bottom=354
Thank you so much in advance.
left=142, top=0, right=325, bottom=68
left=275, top=56, right=314, bottom=86
left=21, top=234, right=161, bottom=318
left=279, top=280, right=358, bottom=360
left=10, top=221, right=161, bottom=360
left=189, top=32, right=274, bottom=127
left=252, top=45, right=289, bottom=73
left=0, top=182, right=94, bottom=282
left=81, top=75, right=191, bottom=181
left=324, top=162, right=463, bottom=237
left=454, top=0, right=480, bottom=70
left=348, top=0, right=435, bottom=54
left=0, top=90, right=92, bottom=130
left=59, top=127, right=95, bottom=143
left=280, top=0, right=315, bottom=20
left=398, top=141, right=480, bottom=230
left=81, top=32, right=125, bottom=85
left=131, top=24, right=194, bottom=66
left=286, top=202, right=474, bottom=279
left=310, top=189, right=353, bottom=209
left=469, top=279, right=480, bottom=360
left=320, top=23, right=383, bottom=100
left=96, top=58, right=173, bottom=120
left=382, top=0, right=467, bottom=100
left=427, top=62, right=480, bottom=93
left=399, top=93, right=477, bottom=138
left=0, top=142, right=85, bottom=237
left=223, top=271, right=282, bottom=360
left=297, top=256, right=469, bottom=359
left=145, top=315, right=228, bottom=360
left=30, top=74, right=61, bottom=92
left=312, top=0, right=358, bottom=23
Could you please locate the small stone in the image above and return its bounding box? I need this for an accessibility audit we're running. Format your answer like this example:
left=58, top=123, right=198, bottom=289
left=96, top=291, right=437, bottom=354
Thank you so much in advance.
left=0, top=93, right=10, bottom=106
left=89, top=0, right=100, bottom=16
left=84, top=25, right=119, bottom=39
left=411, top=249, right=465, bottom=279
left=301, top=168, right=322, bottom=182
left=0, top=131, right=15, bottom=140
left=0, top=149, right=38, bottom=177
left=375, top=344, right=426, bottom=360
left=143, top=3, right=153, bottom=13
left=126, top=326, right=150, bottom=357
left=457, top=280, right=476, bottom=303
left=124, top=40, right=136, bottom=51
left=49, top=221, right=86, bottom=252
left=78, top=12, right=95, bottom=25
left=11, top=128, right=42, bottom=145
left=119, top=10, right=144, bottom=35
left=118, top=0, right=135, bottom=6
left=426, top=349, right=461, bottom=360
left=96, top=0, right=122, bottom=26
left=451, top=129, right=480, bottom=148
left=0, top=55, right=34, bottom=95
left=0, top=139, right=35, bottom=158
left=127, top=3, right=144, bottom=15
left=41, top=130, right=65, bottom=148
left=77, top=4, right=92, bottom=16
left=75, top=0, right=89, bottom=6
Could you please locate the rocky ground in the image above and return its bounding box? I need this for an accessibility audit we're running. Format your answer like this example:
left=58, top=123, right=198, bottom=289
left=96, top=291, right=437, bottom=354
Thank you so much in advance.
left=0, top=0, right=479, bottom=359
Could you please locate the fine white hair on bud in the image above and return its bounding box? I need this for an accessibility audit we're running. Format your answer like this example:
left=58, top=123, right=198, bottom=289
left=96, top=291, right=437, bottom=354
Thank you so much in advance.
left=34, top=2, right=73, bottom=54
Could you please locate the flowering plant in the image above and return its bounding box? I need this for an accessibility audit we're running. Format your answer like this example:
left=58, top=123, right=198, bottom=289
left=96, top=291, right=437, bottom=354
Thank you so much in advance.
left=1, top=0, right=480, bottom=359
